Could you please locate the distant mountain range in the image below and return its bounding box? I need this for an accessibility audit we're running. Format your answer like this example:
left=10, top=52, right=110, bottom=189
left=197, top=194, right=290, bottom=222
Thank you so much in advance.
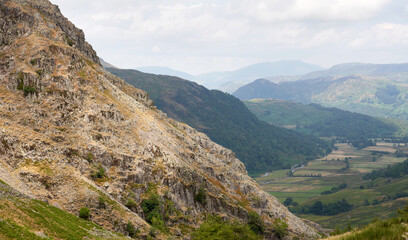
left=234, top=63, right=408, bottom=120
left=130, top=60, right=324, bottom=92
left=196, top=60, right=324, bottom=92
left=106, top=67, right=332, bottom=173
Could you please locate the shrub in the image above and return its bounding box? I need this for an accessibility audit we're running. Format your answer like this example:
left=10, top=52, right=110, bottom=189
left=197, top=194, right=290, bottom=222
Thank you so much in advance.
left=247, top=211, right=264, bottom=235
left=17, top=81, right=24, bottom=90
left=23, top=86, right=37, bottom=96
left=142, top=193, right=165, bottom=231
left=86, top=153, right=94, bottom=163
left=90, top=165, right=105, bottom=180
left=67, top=38, right=74, bottom=47
left=192, top=215, right=261, bottom=240
left=79, top=207, right=90, bottom=220
left=273, top=219, right=288, bottom=239
left=126, top=221, right=137, bottom=238
left=194, top=187, right=206, bottom=204
left=35, top=69, right=43, bottom=77
left=17, top=72, right=24, bottom=81
left=125, top=198, right=137, bottom=209
left=98, top=197, right=106, bottom=209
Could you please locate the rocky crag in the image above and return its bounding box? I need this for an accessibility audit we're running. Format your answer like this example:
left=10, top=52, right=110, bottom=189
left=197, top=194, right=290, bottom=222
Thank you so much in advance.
left=0, top=0, right=322, bottom=238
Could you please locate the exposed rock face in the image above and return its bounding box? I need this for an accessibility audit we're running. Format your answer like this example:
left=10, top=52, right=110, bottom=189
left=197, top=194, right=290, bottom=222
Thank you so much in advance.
left=0, top=0, right=321, bottom=239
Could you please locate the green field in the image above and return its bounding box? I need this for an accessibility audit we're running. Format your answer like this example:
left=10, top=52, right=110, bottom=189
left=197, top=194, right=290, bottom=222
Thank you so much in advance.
left=255, top=143, right=408, bottom=229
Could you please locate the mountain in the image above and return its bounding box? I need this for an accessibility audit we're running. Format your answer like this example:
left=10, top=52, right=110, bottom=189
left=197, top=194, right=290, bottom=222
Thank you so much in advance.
left=136, top=66, right=196, bottom=81
left=100, top=58, right=117, bottom=69
left=233, top=63, right=408, bottom=120
left=244, top=99, right=397, bottom=139
left=0, top=0, right=323, bottom=238
left=234, top=77, right=336, bottom=103
left=196, top=60, right=324, bottom=91
left=301, top=62, right=408, bottom=80
left=106, top=68, right=332, bottom=174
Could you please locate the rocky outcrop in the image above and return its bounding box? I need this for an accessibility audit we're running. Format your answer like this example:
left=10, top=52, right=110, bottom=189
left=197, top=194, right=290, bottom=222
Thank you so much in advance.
left=0, top=0, right=321, bottom=239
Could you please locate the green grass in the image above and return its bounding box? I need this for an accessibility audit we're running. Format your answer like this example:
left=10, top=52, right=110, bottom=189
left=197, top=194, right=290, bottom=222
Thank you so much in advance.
left=301, top=199, right=407, bottom=229
left=328, top=205, right=408, bottom=240
left=304, top=188, right=382, bottom=206
left=268, top=192, right=324, bottom=204
left=0, top=181, right=127, bottom=240
left=0, top=219, right=45, bottom=240
left=256, top=143, right=408, bottom=229
left=376, top=177, right=408, bottom=195
left=255, top=170, right=289, bottom=181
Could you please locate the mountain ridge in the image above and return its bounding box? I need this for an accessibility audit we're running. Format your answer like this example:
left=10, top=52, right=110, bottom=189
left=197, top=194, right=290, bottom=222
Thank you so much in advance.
left=232, top=63, right=408, bottom=120
left=196, top=60, right=324, bottom=91
left=0, top=0, right=321, bottom=238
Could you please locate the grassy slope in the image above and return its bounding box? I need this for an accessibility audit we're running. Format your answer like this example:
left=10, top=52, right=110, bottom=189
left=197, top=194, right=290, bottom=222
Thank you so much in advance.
left=244, top=99, right=398, bottom=138
left=325, top=204, right=408, bottom=240
left=106, top=68, right=332, bottom=174
left=0, top=180, right=127, bottom=240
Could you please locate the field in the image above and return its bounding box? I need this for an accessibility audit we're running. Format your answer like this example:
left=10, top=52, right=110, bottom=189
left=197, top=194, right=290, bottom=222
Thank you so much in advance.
left=255, top=143, right=408, bottom=229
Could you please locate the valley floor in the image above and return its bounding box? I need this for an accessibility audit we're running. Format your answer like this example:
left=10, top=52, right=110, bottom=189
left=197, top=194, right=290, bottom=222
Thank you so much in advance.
left=255, top=143, right=408, bottom=229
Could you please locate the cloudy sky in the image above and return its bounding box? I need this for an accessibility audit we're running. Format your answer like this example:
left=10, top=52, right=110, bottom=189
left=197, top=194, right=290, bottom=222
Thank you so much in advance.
left=50, top=0, right=408, bottom=75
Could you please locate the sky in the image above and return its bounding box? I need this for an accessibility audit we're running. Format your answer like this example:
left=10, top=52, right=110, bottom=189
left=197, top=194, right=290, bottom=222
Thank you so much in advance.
left=50, top=0, right=408, bottom=75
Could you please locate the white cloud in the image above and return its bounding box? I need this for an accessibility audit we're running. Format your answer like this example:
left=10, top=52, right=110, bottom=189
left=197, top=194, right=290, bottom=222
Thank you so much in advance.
left=228, top=0, right=391, bottom=22
left=152, top=46, right=161, bottom=53
left=349, top=23, right=408, bottom=48
left=50, top=0, right=406, bottom=74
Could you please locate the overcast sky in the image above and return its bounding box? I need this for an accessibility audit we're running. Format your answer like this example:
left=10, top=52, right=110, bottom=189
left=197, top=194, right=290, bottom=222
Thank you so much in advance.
left=50, top=0, right=408, bottom=75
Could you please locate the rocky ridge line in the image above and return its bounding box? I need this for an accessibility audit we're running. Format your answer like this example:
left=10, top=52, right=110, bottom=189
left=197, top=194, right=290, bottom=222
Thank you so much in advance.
left=0, top=0, right=322, bottom=239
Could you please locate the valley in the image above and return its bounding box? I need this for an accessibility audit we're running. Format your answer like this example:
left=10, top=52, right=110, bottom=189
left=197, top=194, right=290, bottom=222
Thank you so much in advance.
left=255, top=142, right=408, bottom=229
left=1, top=0, right=408, bottom=239
left=106, top=68, right=332, bottom=174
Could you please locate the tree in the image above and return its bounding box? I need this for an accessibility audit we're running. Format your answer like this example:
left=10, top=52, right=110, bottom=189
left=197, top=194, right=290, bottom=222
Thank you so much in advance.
left=283, top=197, right=293, bottom=206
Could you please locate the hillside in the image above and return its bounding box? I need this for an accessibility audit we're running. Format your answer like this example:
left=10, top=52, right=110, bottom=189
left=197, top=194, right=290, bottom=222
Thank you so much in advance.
left=244, top=99, right=397, bottom=139
left=107, top=68, right=332, bottom=174
left=234, top=71, right=408, bottom=120
left=0, top=0, right=323, bottom=239
left=325, top=203, right=408, bottom=240
left=196, top=60, right=324, bottom=91
left=0, top=180, right=128, bottom=240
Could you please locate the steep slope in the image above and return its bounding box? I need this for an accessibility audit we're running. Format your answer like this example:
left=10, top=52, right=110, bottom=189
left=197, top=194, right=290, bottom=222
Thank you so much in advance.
left=0, top=180, right=128, bottom=240
left=106, top=68, right=332, bottom=174
left=245, top=99, right=397, bottom=139
left=196, top=60, right=324, bottom=90
left=0, top=0, right=322, bottom=239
